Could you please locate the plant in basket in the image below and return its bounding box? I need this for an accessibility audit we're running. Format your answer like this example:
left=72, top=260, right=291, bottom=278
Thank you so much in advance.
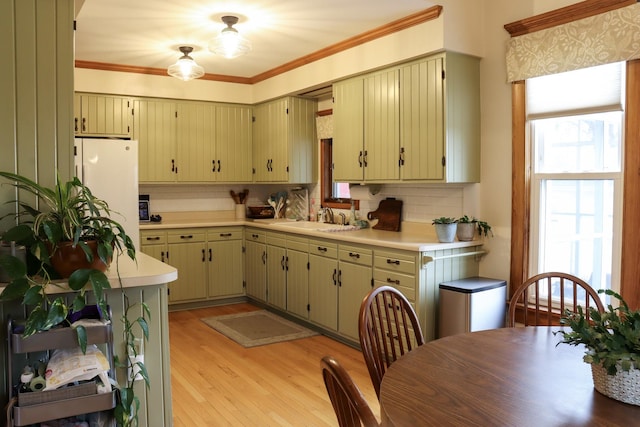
left=555, top=289, right=640, bottom=406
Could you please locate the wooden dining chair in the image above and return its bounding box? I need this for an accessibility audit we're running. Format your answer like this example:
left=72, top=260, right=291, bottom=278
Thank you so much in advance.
left=321, top=355, right=379, bottom=427
left=507, top=272, right=605, bottom=327
left=358, top=286, right=424, bottom=400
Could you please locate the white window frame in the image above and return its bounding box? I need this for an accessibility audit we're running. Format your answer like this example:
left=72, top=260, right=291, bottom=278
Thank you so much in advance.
left=529, top=125, right=624, bottom=294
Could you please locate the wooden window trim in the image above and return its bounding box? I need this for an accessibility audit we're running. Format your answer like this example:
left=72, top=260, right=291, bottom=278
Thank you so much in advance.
left=320, top=137, right=359, bottom=210
left=510, top=60, right=640, bottom=309
left=504, top=0, right=635, bottom=37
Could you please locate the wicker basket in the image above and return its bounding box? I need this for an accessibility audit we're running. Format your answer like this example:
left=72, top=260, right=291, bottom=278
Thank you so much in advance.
left=591, top=364, right=640, bottom=406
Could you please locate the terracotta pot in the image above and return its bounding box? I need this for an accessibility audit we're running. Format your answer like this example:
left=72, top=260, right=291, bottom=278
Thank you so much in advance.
left=49, top=240, right=111, bottom=278
left=456, top=222, right=476, bottom=241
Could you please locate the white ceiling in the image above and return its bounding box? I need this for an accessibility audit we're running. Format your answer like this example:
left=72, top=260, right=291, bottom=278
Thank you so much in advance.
left=75, top=0, right=437, bottom=79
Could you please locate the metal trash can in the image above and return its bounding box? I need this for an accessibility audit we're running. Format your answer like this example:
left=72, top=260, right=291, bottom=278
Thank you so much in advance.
left=438, top=277, right=507, bottom=338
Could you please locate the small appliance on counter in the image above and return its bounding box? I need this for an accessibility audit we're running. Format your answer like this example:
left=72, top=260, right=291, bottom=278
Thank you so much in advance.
left=247, top=205, right=275, bottom=219
left=139, top=194, right=150, bottom=222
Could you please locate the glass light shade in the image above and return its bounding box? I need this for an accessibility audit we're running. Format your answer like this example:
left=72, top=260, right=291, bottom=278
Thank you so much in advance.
left=209, top=27, right=252, bottom=59
left=167, top=55, right=205, bottom=81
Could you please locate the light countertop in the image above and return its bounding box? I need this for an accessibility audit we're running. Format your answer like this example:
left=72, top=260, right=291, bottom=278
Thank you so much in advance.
left=141, top=217, right=484, bottom=252
left=0, top=252, right=178, bottom=294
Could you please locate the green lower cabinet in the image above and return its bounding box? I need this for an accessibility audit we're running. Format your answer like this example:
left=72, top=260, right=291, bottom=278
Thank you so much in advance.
left=208, top=238, right=244, bottom=298
left=166, top=232, right=207, bottom=303
left=285, top=248, right=309, bottom=319
left=266, top=244, right=287, bottom=310
left=337, top=261, right=373, bottom=340
left=244, top=232, right=267, bottom=301
left=308, top=254, right=339, bottom=330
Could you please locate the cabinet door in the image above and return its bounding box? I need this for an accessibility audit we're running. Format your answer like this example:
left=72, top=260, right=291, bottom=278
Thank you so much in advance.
left=266, top=245, right=287, bottom=309
left=79, top=94, right=132, bottom=137
left=308, top=254, right=338, bottom=330
left=134, top=99, right=177, bottom=183
left=140, top=244, right=167, bottom=264
left=400, top=57, right=444, bottom=180
left=176, top=102, right=215, bottom=182
left=364, top=69, right=400, bottom=181
left=215, top=104, right=253, bottom=182
left=286, top=248, right=309, bottom=319
left=166, top=241, right=207, bottom=302
left=74, top=93, right=82, bottom=135
left=252, top=101, right=271, bottom=182
left=245, top=239, right=266, bottom=301
left=338, top=262, right=373, bottom=340
left=333, top=78, right=364, bottom=182
left=253, top=99, right=288, bottom=182
left=208, top=239, right=244, bottom=297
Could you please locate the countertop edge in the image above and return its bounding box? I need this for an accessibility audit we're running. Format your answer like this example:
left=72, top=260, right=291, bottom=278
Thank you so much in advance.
left=141, top=219, right=486, bottom=252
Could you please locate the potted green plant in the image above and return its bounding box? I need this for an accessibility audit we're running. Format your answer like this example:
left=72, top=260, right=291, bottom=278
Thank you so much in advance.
left=432, top=217, right=457, bottom=243
left=0, top=171, right=147, bottom=426
left=456, top=215, right=493, bottom=241
left=556, top=289, right=640, bottom=406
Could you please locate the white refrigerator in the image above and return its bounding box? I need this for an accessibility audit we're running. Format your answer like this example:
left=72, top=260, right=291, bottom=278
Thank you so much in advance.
left=74, top=138, right=140, bottom=251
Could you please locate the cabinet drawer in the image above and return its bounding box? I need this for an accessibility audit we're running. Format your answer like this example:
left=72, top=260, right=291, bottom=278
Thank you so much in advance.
left=287, top=235, right=309, bottom=252
left=309, top=239, right=338, bottom=259
left=267, top=232, right=286, bottom=247
left=141, top=231, right=167, bottom=245
left=244, top=229, right=266, bottom=243
left=167, top=230, right=206, bottom=243
left=339, top=245, right=372, bottom=266
left=373, top=270, right=416, bottom=301
left=208, top=228, right=242, bottom=241
left=374, top=250, right=416, bottom=275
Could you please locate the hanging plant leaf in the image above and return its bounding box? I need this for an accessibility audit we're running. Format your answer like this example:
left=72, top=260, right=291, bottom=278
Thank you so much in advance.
left=69, top=268, right=91, bottom=291
left=75, top=324, right=88, bottom=354
left=0, top=277, right=30, bottom=301
left=0, top=254, right=27, bottom=279
left=23, top=285, right=44, bottom=306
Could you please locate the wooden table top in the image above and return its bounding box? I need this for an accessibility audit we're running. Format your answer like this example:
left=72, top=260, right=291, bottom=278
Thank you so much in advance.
left=379, top=327, right=640, bottom=427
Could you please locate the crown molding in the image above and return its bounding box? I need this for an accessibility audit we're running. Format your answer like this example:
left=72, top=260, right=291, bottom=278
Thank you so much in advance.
left=75, top=5, right=443, bottom=85
left=504, top=0, right=635, bottom=37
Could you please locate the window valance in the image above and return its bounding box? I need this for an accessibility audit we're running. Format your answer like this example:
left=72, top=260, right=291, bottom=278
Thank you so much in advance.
left=506, top=3, right=640, bottom=82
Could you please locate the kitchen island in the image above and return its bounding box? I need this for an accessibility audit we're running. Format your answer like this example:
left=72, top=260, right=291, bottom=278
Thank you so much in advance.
left=140, top=216, right=486, bottom=344
left=0, top=253, right=177, bottom=427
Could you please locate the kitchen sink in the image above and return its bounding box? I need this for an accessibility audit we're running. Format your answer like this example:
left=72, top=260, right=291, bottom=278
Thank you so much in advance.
left=272, top=221, right=358, bottom=232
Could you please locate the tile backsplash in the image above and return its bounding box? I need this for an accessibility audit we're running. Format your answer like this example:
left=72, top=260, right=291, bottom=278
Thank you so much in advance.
left=141, top=183, right=465, bottom=224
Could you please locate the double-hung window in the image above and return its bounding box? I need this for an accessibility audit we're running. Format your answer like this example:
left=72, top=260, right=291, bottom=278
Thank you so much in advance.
left=527, top=62, right=624, bottom=296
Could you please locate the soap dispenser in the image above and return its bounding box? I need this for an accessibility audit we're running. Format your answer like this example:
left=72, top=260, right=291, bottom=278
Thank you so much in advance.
left=349, top=200, right=357, bottom=225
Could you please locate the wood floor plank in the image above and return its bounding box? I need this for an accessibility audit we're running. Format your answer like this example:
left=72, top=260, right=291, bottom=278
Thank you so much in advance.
left=169, top=303, right=380, bottom=426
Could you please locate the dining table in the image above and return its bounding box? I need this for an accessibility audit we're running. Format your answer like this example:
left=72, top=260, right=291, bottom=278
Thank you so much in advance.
left=379, top=326, right=640, bottom=426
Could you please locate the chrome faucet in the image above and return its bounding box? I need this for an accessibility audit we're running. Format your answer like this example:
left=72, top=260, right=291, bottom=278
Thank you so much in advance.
left=323, top=207, right=334, bottom=224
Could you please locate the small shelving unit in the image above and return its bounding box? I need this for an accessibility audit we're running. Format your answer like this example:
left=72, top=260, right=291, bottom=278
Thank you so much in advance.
left=7, top=317, right=117, bottom=426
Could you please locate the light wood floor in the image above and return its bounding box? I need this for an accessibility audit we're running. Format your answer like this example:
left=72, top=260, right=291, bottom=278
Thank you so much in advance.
left=169, top=303, right=380, bottom=426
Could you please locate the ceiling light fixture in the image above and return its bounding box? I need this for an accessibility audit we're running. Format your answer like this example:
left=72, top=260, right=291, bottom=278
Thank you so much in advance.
left=208, top=15, right=252, bottom=59
left=167, top=46, right=205, bottom=81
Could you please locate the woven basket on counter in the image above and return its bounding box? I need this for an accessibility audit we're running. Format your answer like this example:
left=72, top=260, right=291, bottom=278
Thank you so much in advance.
left=591, top=364, right=640, bottom=406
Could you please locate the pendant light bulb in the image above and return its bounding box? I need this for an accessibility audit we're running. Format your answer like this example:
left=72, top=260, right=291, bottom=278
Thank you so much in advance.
left=208, top=16, right=251, bottom=59
left=167, top=46, right=205, bottom=81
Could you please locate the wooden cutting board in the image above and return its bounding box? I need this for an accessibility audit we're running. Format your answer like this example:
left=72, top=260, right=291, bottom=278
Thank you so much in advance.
left=367, top=198, right=403, bottom=231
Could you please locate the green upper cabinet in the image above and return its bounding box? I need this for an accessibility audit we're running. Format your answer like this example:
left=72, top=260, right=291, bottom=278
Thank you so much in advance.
left=333, top=69, right=400, bottom=183
left=74, top=93, right=133, bottom=137
left=133, top=98, right=178, bottom=183
left=333, top=51, right=480, bottom=184
left=252, top=96, right=316, bottom=183
left=333, top=78, right=364, bottom=182
left=176, top=102, right=253, bottom=183
left=400, top=52, right=480, bottom=183
left=176, top=102, right=216, bottom=182
left=215, top=103, right=253, bottom=182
